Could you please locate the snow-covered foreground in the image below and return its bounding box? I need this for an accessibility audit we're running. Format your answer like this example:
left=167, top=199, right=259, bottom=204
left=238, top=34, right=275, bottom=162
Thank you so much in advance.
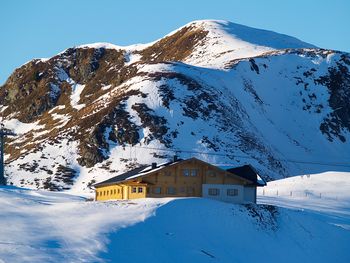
left=100, top=198, right=350, bottom=263
left=0, top=187, right=171, bottom=262
left=1, top=175, right=350, bottom=262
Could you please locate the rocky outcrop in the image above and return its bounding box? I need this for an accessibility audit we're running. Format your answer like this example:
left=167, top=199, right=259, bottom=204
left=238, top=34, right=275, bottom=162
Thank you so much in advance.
left=317, top=54, right=350, bottom=142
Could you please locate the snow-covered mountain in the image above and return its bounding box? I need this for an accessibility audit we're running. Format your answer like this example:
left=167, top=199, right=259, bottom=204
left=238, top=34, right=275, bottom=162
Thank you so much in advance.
left=0, top=20, right=349, bottom=192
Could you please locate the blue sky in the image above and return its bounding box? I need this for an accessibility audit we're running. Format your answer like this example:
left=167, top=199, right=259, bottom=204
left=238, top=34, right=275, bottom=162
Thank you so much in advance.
left=1, top=0, right=349, bottom=84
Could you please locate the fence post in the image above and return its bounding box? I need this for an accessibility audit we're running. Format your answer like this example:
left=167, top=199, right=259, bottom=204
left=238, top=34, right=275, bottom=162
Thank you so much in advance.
left=276, top=190, right=278, bottom=196
left=290, top=191, right=292, bottom=196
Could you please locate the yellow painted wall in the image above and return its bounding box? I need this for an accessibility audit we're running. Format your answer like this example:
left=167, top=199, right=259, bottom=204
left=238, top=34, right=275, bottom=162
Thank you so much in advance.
left=95, top=184, right=147, bottom=201
left=127, top=184, right=147, bottom=199
left=95, top=184, right=123, bottom=201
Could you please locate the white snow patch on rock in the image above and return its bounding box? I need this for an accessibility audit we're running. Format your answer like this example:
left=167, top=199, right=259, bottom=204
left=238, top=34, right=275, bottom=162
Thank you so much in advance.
left=70, top=83, right=86, bottom=110
left=2, top=119, right=44, bottom=135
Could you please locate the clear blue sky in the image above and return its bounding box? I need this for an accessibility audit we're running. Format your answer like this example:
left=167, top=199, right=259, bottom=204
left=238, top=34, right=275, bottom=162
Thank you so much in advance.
left=1, top=0, right=349, bottom=85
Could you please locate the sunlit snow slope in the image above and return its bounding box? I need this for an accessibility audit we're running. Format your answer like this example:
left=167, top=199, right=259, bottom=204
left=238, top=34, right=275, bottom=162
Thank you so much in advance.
left=258, top=172, right=350, bottom=217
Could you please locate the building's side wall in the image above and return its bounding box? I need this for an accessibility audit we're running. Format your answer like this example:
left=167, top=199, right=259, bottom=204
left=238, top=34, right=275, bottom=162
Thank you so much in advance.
left=243, top=186, right=256, bottom=203
left=95, top=184, right=123, bottom=201
left=202, top=184, right=245, bottom=203
left=143, top=159, right=248, bottom=199
left=96, top=184, right=147, bottom=201
left=143, top=161, right=202, bottom=198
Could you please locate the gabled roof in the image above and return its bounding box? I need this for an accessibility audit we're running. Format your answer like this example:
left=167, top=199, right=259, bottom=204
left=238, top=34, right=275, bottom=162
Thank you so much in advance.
left=94, top=165, right=149, bottom=187
left=226, top=165, right=266, bottom=186
left=94, top=159, right=183, bottom=188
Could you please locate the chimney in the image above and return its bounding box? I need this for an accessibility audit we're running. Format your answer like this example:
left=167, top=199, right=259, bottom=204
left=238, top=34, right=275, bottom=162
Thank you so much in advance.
left=151, top=163, right=157, bottom=169
left=173, top=155, right=178, bottom=162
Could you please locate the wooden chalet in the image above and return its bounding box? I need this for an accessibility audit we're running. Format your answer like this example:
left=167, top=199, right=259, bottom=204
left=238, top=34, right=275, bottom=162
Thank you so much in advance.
left=94, top=157, right=266, bottom=204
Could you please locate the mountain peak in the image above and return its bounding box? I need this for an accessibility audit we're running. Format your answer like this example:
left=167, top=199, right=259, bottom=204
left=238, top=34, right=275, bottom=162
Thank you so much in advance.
left=134, top=19, right=317, bottom=69
left=163, top=19, right=316, bottom=68
left=184, top=19, right=315, bottom=49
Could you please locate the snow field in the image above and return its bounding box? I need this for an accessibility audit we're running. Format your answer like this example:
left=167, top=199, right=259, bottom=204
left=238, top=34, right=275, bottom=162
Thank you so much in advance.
left=1, top=171, right=350, bottom=263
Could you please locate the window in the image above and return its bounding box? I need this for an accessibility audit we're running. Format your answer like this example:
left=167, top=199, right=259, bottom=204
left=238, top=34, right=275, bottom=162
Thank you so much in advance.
left=190, top=169, right=198, bottom=176
left=117, top=189, right=120, bottom=194
left=153, top=187, right=161, bottom=194
left=138, top=187, right=143, bottom=193
left=208, top=188, right=220, bottom=196
left=132, top=187, right=137, bottom=193
left=164, top=171, right=172, bottom=176
left=114, top=189, right=116, bottom=195
left=206, top=170, right=216, bottom=177
left=107, top=190, right=109, bottom=195
left=183, top=169, right=190, bottom=177
left=104, top=191, right=106, bottom=196
left=167, top=187, right=176, bottom=195
left=146, top=187, right=150, bottom=194
left=96, top=192, right=99, bottom=197
left=227, top=189, right=239, bottom=196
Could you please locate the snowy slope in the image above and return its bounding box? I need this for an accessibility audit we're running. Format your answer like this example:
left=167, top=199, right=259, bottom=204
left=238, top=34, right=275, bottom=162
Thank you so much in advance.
left=0, top=20, right=349, bottom=192
left=0, top=185, right=349, bottom=263
left=101, top=198, right=350, bottom=263
left=0, top=186, right=170, bottom=262
left=258, top=172, right=350, bottom=217
left=182, top=20, right=316, bottom=68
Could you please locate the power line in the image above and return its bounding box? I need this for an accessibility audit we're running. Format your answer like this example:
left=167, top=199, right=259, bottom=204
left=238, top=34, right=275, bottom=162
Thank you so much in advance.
left=125, top=145, right=350, bottom=168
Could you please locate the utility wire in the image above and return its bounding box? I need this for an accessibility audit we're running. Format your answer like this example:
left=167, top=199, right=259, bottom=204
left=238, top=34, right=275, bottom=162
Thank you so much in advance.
left=124, top=145, right=350, bottom=168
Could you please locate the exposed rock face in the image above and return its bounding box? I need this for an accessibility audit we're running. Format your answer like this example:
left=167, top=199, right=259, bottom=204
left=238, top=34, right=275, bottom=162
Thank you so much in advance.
left=316, top=54, right=350, bottom=142
left=139, top=25, right=209, bottom=62
left=0, top=20, right=349, bottom=191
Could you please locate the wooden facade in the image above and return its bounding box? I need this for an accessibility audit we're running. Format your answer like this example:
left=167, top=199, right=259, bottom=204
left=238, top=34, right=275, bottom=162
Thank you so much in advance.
left=95, top=158, right=255, bottom=202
